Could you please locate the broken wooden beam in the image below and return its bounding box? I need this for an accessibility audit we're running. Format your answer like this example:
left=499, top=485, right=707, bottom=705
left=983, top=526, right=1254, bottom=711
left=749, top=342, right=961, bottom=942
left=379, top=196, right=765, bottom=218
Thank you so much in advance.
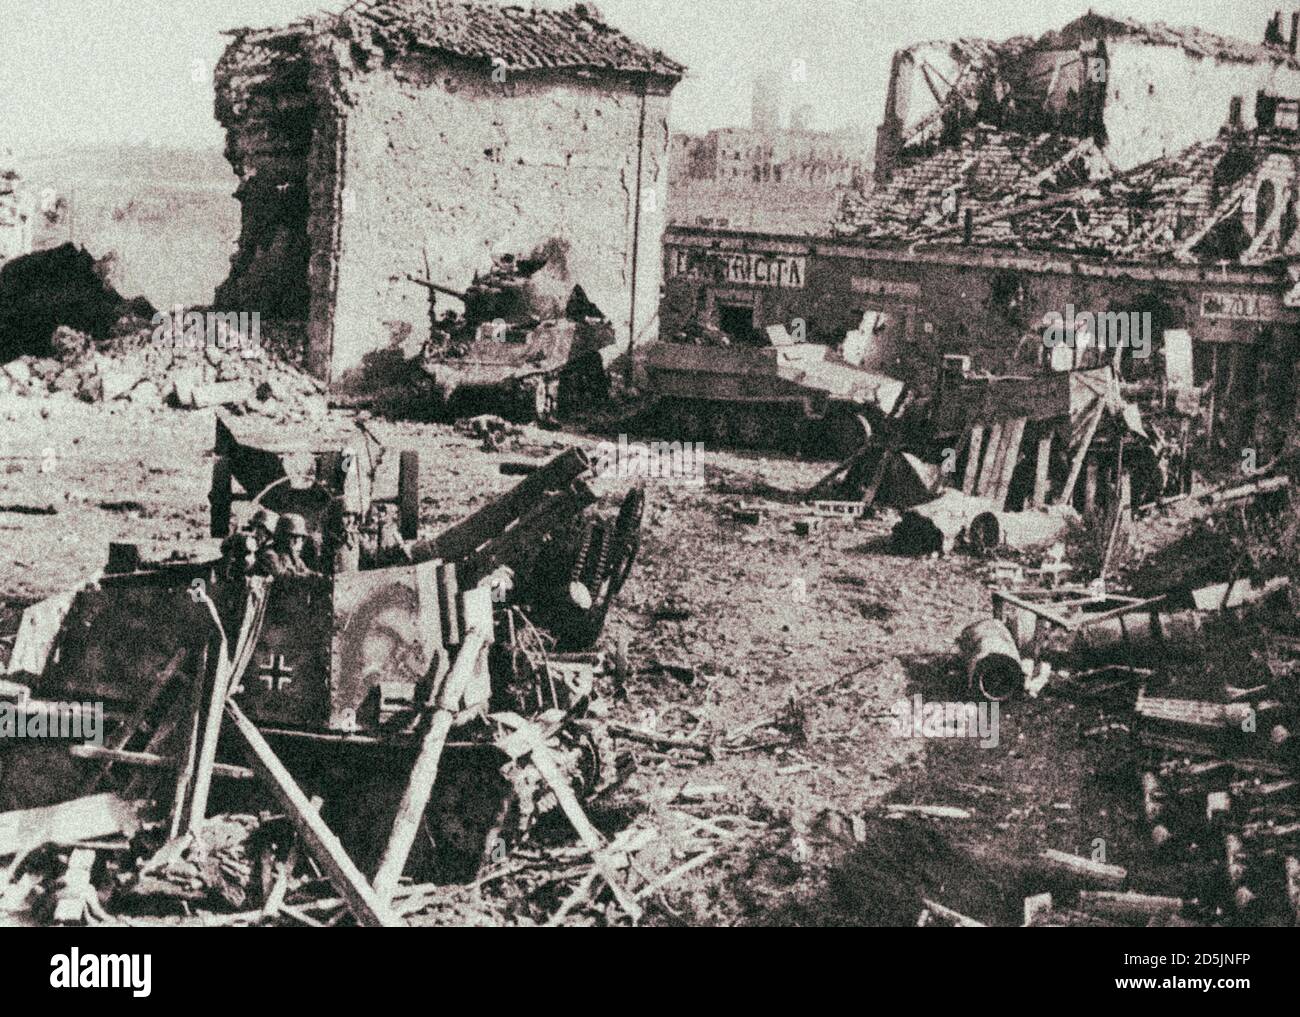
left=224, top=699, right=404, bottom=928
left=0, top=793, right=141, bottom=859
left=1037, top=849, right=1126, bottom=889
left=1077, top=890, right=1183, bottom=923
left=1136, top=694, right=1280, bottom=731
left=920, top=898, right=985, bottom=927
left=372, top=626, right=491, bottom=901
left=69, top=744, right=255, bottom=781
left=51, top=847, right=97, bottom=925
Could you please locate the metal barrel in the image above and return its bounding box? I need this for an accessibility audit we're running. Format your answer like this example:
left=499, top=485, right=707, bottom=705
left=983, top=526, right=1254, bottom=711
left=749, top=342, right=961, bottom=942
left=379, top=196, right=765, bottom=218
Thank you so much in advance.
left=958, top=618, right=1024, bottom=701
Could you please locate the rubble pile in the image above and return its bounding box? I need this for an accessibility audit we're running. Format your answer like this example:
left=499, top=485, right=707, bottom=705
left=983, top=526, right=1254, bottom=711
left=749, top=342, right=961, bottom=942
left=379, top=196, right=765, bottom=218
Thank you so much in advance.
left=938, top=468, right=1300, bottom=926
left=0, top=320, right=327, bottom=419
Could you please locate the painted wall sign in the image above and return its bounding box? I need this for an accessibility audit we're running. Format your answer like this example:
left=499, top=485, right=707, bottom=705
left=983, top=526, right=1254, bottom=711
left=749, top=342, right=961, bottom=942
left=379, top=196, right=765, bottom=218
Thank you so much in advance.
left=668, top=248, right=806, bottom=289
left=1200, top=291, right=1278, bottom=321
left=851, top=277, right=922, bottom=300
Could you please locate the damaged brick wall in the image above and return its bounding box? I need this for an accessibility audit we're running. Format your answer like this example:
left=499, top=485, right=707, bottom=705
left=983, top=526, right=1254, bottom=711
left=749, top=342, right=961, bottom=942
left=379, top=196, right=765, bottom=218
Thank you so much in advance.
left=214, top=26, right=320, bottom=320
left=876, top=21, right=1300, bottom=181
left=216, top=14, right=675, bottom=387
left=320, top=39, right=671, bottom=387
left=1101, top=40, right=1300, bottom=170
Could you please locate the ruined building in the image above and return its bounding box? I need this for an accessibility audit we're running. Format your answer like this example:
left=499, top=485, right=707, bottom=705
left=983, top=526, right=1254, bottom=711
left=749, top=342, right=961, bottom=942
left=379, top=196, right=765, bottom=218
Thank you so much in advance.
left=874, top=12, right=1300, bottom=183
left=214, top=0, right=683, bottom=387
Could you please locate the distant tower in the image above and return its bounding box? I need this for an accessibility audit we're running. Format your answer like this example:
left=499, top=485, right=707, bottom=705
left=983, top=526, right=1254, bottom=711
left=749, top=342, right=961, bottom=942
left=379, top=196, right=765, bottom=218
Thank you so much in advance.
left=790, top=103, right=814, bottom=132
left=752, top=69, right=789, bottom=131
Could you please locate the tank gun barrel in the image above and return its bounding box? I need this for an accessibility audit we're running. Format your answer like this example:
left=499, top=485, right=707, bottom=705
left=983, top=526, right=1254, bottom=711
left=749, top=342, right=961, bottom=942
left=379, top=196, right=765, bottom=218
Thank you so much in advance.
left=406, top=274, right=467, bottom=301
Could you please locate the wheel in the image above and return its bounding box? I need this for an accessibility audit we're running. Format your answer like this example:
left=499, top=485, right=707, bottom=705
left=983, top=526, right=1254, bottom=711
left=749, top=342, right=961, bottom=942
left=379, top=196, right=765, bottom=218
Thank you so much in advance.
left=815, top=409, right=872, bottom=461
left=397, top=450, right=420, bottom=541
left=209, top=456, right=232, bottom=537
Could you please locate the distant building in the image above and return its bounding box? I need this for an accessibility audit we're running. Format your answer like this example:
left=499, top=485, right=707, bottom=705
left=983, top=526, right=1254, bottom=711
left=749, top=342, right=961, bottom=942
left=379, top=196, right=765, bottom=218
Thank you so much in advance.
left=665, top=102, right=1300, bottom=454
left=213, top=0, right=684, bottom=386
left=674, top=127, right=870, bottom=188
left=751, top=69, right=789, bottom=132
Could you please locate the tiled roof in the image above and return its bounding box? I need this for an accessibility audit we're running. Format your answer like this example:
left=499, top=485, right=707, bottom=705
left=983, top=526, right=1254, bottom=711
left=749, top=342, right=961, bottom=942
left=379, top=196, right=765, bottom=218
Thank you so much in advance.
left=840, top=127, right=1300, bottom=265
left=1002, top=132, right=1300, bottom=264
left=838, top=128, right=1114, bottom=242
left=345, top=0, right=684, bottom=78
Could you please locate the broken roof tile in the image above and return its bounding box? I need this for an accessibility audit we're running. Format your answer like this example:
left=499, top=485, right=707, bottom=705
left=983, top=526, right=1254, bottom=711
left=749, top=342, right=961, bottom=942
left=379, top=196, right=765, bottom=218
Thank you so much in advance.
left=348, top=0, right=684, bottom=78
left=840, top=127, right=1300, bottom=267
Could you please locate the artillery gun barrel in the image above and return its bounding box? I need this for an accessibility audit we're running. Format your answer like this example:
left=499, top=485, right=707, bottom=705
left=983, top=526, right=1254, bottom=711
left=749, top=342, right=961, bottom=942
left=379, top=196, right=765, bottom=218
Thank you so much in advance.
left=406, top=274, right=467, bottom=301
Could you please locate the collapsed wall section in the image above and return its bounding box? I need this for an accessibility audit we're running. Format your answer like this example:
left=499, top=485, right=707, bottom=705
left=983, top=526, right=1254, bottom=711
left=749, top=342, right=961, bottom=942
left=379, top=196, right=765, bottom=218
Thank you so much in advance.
left=213, top=25, right=320, bottom=322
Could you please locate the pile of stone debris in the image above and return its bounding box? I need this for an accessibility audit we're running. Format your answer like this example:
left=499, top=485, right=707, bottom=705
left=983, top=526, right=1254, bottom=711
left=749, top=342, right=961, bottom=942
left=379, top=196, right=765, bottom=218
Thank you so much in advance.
left=0, top=319, right=327, bottom=420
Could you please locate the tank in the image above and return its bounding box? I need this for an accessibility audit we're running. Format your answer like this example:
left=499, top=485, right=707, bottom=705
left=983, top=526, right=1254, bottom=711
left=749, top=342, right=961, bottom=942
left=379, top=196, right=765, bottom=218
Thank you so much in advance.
left=643, top=335, right=906, bottom=458
left=413, top=255, right=615, bottom=422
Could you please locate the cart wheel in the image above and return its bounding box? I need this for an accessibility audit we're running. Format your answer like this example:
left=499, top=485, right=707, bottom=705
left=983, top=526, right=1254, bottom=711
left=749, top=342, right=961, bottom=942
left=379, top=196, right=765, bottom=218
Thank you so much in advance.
left=209, top=456, right=232, bottom=537
left=398, top=450, right=420, bottom=541
left=816, top=409, right=872, bottom=461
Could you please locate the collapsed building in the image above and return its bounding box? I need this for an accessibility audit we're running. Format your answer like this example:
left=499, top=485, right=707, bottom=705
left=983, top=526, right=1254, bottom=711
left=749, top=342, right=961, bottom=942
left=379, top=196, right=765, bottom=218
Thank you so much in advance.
left=873, top=11, right=1300, bottom=183
left=659, top=13, right=1300, bottom=462
left=213, top=0, right=684, bottom=390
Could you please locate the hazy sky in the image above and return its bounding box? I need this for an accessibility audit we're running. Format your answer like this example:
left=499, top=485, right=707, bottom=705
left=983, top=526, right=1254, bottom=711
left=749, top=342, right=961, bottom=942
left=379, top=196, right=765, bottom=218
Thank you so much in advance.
left=0, top=0, right=1288, bottom=153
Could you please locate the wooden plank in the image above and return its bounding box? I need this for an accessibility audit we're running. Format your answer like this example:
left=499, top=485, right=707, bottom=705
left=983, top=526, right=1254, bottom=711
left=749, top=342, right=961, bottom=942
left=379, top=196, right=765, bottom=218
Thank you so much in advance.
left=169, top=647, right=206, bottom=839
left=182, top=643, right=234, bottom=835
left=225, top=700, right=404, bottom=927
left=0, top=793, right=141, bottom=857
left=372, top=627, right=491, bottom=900
left=962, top=425, right=984, bottom=494
left=70, top=745, right=254, bottom=781
left=1032, top=433, right=1052, bottom=507
left=975, top=423, right=1004, bottom=496
left=1038, top=849, right=1126, bottom=889
left=859, top=448, right=890, bottom=506
left=52, top=848, right=97, bottom=924
left=1057, top=402, right=1103, bottom=507
left=1083, top=458, right=1099, bottom=515
left=992, top=417, right=1026, bottom=507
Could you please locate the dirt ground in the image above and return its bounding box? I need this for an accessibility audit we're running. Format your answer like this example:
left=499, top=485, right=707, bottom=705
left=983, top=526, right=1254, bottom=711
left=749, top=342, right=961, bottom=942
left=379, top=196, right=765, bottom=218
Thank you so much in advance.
left=0, top=393, right=1163, bottom=926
